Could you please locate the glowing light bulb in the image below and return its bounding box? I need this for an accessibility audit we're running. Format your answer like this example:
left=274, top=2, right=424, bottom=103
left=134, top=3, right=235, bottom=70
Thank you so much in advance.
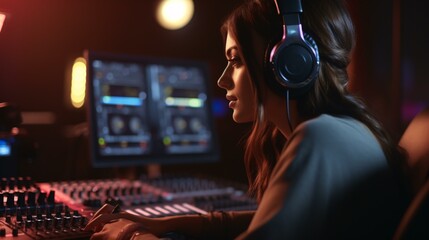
left=156, top=0, right=194, bottom=30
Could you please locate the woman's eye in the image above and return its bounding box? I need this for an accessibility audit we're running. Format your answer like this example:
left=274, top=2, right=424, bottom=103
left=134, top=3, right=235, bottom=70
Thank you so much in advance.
left=228, top=56, right=242, bottom=67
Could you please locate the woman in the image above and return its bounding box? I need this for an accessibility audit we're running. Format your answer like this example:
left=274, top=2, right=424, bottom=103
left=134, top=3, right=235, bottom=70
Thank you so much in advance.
left=85, top=0, right=409, bottom=239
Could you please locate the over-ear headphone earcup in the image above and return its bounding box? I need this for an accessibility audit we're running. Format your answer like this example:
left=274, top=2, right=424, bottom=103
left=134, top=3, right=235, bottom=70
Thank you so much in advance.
left=266, top=32, right=319, bottom=98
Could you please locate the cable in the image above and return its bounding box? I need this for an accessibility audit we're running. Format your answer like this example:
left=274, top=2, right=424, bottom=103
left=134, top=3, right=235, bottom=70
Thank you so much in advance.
left=285, top=90, right=293, bottom=133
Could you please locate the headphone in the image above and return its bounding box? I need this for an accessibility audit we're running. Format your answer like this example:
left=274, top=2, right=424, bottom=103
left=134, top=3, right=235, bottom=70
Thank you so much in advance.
left=267, top=0, right=320, bottom=98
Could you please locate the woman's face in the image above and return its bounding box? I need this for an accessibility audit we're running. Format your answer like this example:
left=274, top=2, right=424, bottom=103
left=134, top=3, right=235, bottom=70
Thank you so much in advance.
left=217, top=32, right=257, bottom=123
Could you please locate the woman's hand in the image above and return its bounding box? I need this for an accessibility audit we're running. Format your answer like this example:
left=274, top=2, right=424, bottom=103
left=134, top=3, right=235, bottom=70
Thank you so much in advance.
left=84, top=203, right=210, bottom=239
left=90, top=218, right=159, bottom=240
left=84, top=204, right=171, bottom=238
left=84, top=203, right=117, bottom=232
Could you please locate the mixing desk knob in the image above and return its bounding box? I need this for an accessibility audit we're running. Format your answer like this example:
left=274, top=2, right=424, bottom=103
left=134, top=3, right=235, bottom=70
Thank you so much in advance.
left=64, top=206, right=71, bottom=216
left=44, top=214, right=53, bottom=230
left=113, top=187, right=120, bottom=197
left=25, top=218, right=32, bottom=228
left=37, top=192, right=47, bottom=205
left=5, top=215, right=11, bottom=224
left=47, top=190, right=55, bottom=205
left=104, top=187, right=111, bottom=196
left=26, top=214, right=33, bottom=228
left=71, top=211, right=82, bottom=228
left=12, top=227, right=18, bottom=237
left=27, top=191, right=36, bottom=206
left=54, top=212, right=63, bottom=229
left=6, top=192, right=14, bottom=208
left=17, top=191, right=26, bottom=207
left=69, top=189, right=76, bottom=198
left=16, top=212, right=23, bottom=223
left=35, top=215, right=43, bottom=230
left=63, top=214, right=71, bottom=228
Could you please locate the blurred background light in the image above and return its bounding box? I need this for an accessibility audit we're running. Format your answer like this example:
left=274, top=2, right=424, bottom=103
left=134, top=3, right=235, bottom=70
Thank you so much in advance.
left=156, top=0, right=194, bottom=30
left=0, top=12, right=6, bottom=33
left=71, top=57, right=87, bottom=108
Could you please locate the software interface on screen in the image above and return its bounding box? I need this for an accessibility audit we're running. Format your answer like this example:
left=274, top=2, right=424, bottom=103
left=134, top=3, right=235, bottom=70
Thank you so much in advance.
left=86, top=51, right=218, bottom=167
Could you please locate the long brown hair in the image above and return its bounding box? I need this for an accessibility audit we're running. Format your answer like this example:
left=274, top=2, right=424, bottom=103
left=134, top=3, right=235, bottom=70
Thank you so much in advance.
left=221, top=0, right=405, bottom=202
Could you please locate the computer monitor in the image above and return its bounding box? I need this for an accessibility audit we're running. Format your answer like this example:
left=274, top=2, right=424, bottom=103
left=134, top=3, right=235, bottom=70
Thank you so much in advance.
left=85, top=50, right=219, bottom=168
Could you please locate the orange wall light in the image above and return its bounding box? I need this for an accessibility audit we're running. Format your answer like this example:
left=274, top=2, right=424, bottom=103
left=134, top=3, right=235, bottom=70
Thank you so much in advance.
left=70, top=57, right=87, bottom=108
left=0, top=12, right=6, bottom=33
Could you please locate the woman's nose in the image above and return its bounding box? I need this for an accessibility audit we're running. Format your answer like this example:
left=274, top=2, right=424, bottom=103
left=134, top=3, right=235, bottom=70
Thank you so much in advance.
left=217, top=63, right=232, bottom=89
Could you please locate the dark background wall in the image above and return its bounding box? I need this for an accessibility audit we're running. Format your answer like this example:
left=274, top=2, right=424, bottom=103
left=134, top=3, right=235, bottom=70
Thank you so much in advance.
left=0, top=0, right=427, bottom=183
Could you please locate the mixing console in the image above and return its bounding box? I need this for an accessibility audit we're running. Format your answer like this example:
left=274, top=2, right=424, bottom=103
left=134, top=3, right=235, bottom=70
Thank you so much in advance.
left=0, top=177, right=89, bottom=239
left=1, top=176, right=257, bottom=239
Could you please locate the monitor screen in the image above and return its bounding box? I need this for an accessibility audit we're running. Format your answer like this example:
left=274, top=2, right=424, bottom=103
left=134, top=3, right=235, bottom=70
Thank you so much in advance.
left=85, top=50, right=219, bottom=167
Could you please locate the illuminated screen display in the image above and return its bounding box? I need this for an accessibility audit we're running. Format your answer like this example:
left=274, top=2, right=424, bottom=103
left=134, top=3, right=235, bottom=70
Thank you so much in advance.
left=0, top=139, right=11, bottom=156
left=86, top=50, right=219, bottom=167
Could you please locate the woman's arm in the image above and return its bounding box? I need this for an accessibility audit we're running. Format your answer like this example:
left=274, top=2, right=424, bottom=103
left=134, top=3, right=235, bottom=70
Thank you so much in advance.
left=201, top=210, right=255, bottom=239
left=86, top=207, right=255, bottom=240
left=136, top=210, right=254, bottom=239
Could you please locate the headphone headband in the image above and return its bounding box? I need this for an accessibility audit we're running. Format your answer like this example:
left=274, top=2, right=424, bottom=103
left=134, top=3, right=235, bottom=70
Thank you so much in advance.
left=275, top=0, right=302, bottom=14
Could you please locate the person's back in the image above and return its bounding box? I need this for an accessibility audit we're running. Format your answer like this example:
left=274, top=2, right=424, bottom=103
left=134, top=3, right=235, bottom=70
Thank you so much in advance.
left=239, top=114, right=409, bottom=239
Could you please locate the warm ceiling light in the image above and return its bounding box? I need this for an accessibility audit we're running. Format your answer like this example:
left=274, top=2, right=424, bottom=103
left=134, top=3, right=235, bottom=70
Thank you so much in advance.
left=71, top=57, right=87, bottom=108
left=156, top=0, right=194, bottom=30
left=0, top=12, right=6, bottom=33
